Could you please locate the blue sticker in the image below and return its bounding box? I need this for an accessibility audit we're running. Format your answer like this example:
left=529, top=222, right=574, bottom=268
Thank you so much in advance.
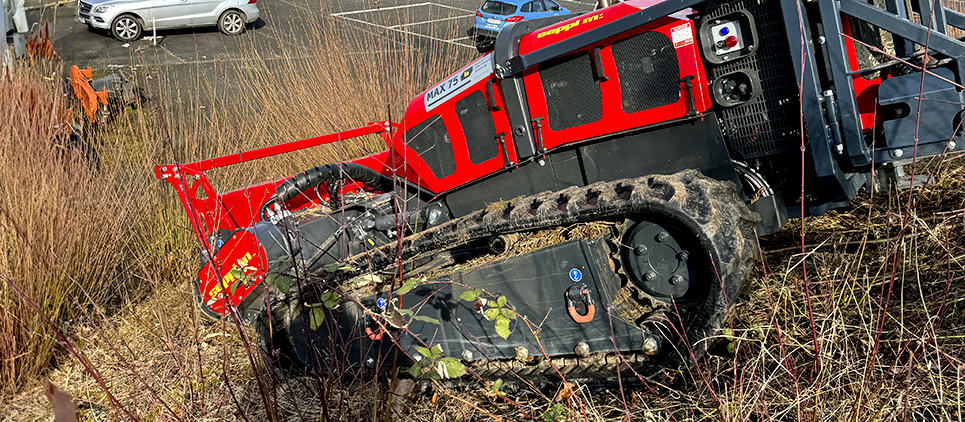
left=569, top=268, right=583, bottom=282
left=216, top=239, right=224, bottom=248
left=376, top=298, right=387, bottom=310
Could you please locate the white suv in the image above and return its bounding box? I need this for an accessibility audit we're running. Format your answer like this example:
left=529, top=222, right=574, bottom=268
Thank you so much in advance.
left=77, top=0, right=260, bottom=41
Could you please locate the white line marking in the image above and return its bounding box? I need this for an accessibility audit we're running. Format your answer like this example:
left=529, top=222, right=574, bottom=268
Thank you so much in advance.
left=331, top=2, right=432, bottom=16
left=429, top=3, right=476, bottom=13
left=334, top=14, right=474, bottom=48
left=331, top=1, right=480, bottom=48
left=388, top=14, right=470, bottom=29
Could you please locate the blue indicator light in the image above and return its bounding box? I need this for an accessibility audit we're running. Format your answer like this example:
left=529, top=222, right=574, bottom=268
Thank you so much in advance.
left=569, top=268, right=583, bottom=282
left=719, top=26, right=730, bottom=36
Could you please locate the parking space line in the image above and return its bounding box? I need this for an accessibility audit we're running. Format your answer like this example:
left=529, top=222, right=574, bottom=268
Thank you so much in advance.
left=331, top=18, right=415, bottom=48
left=331, top=3, right=432, bottom=16
left=429, top=3, right=476, bottom=13
left=332, top=1, right=474, bottom=48
left=388, top=14, right=469, bottom=29
left=335, top=15, right=473, bottom=47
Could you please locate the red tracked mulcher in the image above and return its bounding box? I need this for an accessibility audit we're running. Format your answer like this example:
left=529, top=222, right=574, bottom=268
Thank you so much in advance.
left=158, top=0, right=965, bottom=382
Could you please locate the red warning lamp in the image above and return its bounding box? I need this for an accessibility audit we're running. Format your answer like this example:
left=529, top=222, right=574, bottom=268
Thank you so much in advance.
left=724, top=35, right=739, bottom=48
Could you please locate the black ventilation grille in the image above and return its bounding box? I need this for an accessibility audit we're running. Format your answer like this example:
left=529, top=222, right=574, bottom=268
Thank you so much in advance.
left=539, top=52, right=603, bottom=131
left=456, top=91, right=499, bottom=165
left=705, top=0, right=803, bottom=159
left=612, top=32, right=681, bottom=114
left=403, top=116, right=455, bottom=179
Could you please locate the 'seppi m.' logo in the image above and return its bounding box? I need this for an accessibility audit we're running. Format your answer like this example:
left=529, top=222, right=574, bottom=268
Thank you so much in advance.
left=536, top=13, right=603, bottom=39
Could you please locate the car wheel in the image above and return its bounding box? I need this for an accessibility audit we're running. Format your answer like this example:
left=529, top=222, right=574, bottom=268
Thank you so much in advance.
left=218, top=10, right=246, bottom=35
left=111, top=15, right=142, bottom=42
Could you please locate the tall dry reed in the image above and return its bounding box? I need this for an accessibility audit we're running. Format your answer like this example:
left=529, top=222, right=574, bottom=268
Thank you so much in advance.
left=1, top=4, right=472, bottom=411
left=0, top=60, right=148, bottom=395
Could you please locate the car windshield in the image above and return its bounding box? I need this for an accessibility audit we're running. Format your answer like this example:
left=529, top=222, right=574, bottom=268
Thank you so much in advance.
left=481, top=1, right=517, bottom=16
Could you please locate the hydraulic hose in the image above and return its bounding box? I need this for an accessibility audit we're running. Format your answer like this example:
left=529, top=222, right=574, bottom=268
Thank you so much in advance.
left=276, top=163, right=394, bottom=207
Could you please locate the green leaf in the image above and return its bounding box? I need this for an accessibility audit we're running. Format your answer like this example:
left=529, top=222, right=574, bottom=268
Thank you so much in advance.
left=492, top=379, right=503, bottom=393
left=397, top=278, right=419, bottom=295
left=497, top=296, right=507, bottom=307
left=414, top=346, right=432, bottom=358
left=228, top=278, right=242, bottom=296
left=230, top=267, right=246, bottom=281
left=275, top=277, right=291, bottom=294
left=412, top=315, right=440, bottom=325
left=484, top=308, right=500, bottom=321
left=500, top=308, right=516, bottom=319
left=542, top=403, right=566, bottom=422
left=398, top=308, right=414, bottom=317
left=488, top=300, right=499, bottom=308
left=320, top=290, right=340, bottom=309
left=408, top=363, right=423, bottom=378
left=308, top=308, right=325, bottom=330
left=495, top=316, right=511, bottom=339
left=440, top=357, right=465, bottom=378
left=459, top=289, right=481, bottom=302
left=430, top=344, right=444, bottom=359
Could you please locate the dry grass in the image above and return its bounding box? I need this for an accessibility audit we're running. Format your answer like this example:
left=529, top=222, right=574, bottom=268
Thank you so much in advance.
left=2, top=8, right=471, bottom=421
left=0, top=59, right=151, bottom=397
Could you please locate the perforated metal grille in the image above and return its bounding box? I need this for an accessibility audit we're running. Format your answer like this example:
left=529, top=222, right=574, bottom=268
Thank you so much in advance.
left=403, top=116, right=455, bottom=179
left=612, top=32, right=680, bottom=113
left=539, top=52, right=603, bottom=131
left=705, top=0, right=802, bottom=159
left=456, top=91, right=499, bottom=165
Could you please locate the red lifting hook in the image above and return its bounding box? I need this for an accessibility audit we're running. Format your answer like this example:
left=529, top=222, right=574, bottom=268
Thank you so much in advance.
left=566, top=284, right=595, bottom=323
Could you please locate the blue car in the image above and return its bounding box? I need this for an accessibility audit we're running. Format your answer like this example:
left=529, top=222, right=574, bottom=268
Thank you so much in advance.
left=469, top=0, right=571, bottom=52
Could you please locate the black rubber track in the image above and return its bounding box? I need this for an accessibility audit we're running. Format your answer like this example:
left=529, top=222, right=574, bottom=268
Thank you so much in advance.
left=296, top=170, right=760, bottom=384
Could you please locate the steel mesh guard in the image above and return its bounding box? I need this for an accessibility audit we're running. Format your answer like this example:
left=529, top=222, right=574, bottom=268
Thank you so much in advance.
left=403, top=116, right=456, bottom=179
left=612, top=32, right=681, bottom=114
left=539, top=52, right=603, bottom=131
left=456, top=91, right=499, bottom=165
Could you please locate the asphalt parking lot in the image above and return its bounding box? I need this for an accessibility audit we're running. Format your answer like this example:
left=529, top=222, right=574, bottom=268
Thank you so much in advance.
left=25, top=0, right=597, bottom=73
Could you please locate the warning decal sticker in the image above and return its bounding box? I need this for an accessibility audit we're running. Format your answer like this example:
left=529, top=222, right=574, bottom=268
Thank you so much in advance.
left=671, top=23, right=694, bottom=48
left=424, top=56, right=494, bottom=111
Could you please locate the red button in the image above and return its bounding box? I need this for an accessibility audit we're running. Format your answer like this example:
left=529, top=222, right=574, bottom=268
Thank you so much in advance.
left=724, top=35, right=739, bottom=48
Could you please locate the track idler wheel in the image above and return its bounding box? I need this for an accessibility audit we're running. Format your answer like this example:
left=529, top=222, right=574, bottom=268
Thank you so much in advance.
left=623, top=217, right=702, bottom=299
left=617, top=171, right=760, bottom=374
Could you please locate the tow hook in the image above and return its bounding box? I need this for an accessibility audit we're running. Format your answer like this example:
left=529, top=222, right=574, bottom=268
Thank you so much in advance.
left=565, top=283, right=595, bottom=323
left=365, top=326, right=383, bottom=341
